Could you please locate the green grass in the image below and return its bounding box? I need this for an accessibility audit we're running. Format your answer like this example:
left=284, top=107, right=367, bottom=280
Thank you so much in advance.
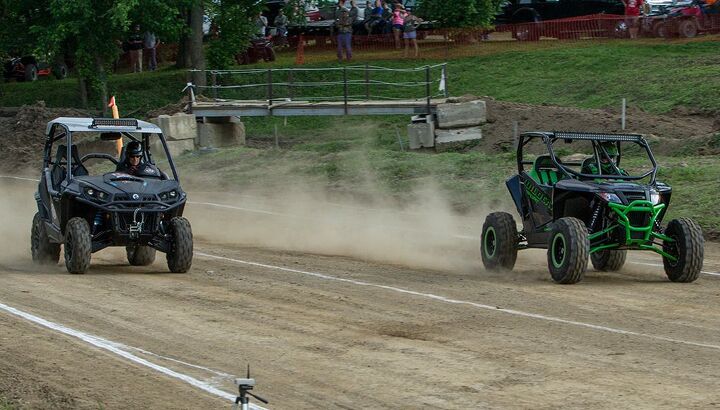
left=0, top=397, right=15, bottom=410
left=2, top=38, right=720, bottom=116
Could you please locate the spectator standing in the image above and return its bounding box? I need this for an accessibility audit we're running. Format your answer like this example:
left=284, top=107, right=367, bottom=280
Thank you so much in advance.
left=275, top=9, right=289, bottom=46
left=256, top=12, right=268, bottom=37
left=392, top=3, right=407, bottom=49
left=403, top=12, right=422, bottom=58
left=623, top=0, right=643, bottom=38
left=127, top=25, right=143, bottom=73
left=336, top=7, right=353, bottom=61
left=143, top=31, right=159, bottom=71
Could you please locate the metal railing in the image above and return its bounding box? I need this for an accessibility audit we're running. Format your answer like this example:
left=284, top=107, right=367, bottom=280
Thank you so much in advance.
left=185, top=64, right=449, bottom=115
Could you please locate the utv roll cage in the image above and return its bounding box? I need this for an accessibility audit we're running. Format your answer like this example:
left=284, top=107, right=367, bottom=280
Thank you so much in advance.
left=517, top=131, right=659, bottom=184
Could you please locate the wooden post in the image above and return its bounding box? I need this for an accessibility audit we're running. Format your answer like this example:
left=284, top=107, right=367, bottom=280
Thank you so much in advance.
left=211, top=71, right=218, bottom=100
left=364, top=63, right=370, bottom=100
left=343, top=67, right=348, bottom=115
left=425, top=65, right=431, bottom=115
left=288, top=69, right=294, bottom=100
left=267, top=69, right=273, bottom=107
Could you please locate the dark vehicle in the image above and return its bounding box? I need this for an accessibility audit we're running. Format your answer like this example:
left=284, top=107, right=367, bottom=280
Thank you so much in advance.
left=496, top=0, right=626, bottom=40
left=31, top=117, right=193, bottom=274
left=235, top=37, right=276, bottom=65
left=481, top=131, right=704, bottom=284
left=652, top=0, right=720, bottom=37
left=3, top=56, right=68, bottom=82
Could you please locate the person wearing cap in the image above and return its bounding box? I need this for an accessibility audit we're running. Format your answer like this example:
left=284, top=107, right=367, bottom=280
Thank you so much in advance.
left=336, top=7, right=354, bottom=61
left=392, top=3, right=408, bottom=49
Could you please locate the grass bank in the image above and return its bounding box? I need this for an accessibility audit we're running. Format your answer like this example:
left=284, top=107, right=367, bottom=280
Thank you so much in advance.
left=1, top=38, right=720, bottom=116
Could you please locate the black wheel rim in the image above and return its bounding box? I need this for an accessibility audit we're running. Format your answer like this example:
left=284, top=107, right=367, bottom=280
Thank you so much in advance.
left=552, top=233, right=566, bottom=268
left=484, top=227, right=497, bottom=258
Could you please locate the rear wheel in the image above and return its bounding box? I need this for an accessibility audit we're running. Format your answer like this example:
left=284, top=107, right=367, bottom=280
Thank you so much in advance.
left=64, top=217, right=91, bottom=274
left=481, top=212, right=518, bottom=271
left=24, top=63, right=38, bottom=81
left=547, top=217, right=589, bottom=284
left=126, top=245, right=156, bottom=266
left=678, top=19, right=698, bottom=38
left=264, top=47, right=276, bottom=62
left=31, top=212, right=60, bottom=265
left=166, top=217, right=193, bottom=273
left=52, top=63, right=68, bottom=79
left=663, top=218, right=703, bottom=283
left=590, top=249, right=626, bottom=271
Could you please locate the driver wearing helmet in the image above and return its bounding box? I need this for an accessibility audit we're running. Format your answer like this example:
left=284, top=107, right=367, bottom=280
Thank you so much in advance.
left=582, top=141, right=627, bottom=176
left=116, top=141, right=161, bottom=177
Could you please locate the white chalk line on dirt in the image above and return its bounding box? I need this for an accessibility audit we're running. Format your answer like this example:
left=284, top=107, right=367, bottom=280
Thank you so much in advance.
left=196, top=251, right=720, bottom=352
left=0, top=175, right=716, bottom=273
left=0, top=301, right=267, bottom=410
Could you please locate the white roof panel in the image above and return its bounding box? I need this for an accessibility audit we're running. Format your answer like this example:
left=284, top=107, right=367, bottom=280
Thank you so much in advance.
left=46, top=117, right=163, bottom=134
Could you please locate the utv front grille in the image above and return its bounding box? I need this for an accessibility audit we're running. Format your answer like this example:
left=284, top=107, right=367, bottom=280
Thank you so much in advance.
left=112, top=212, right=159, bottom=234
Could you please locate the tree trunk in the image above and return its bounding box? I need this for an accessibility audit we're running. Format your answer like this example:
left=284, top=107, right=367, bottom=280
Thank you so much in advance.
left=189, top=2, right=206, bottom=90
left=78, top=77, right=88, bottom=109
left=95, top=56, right=108, bottom=116
left=176, top=8, right=193, bottom=69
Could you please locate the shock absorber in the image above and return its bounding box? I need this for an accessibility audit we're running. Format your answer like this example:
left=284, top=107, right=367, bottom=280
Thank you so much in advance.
left=92, top=211, right=104, bottom=235
left=588, top=200, right=602, bottom=233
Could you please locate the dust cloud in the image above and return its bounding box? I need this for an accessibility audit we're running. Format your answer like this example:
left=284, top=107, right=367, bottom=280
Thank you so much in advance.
left=0, top=179, right=38, bottom=262
left=185, top=179, right=486, bottom=273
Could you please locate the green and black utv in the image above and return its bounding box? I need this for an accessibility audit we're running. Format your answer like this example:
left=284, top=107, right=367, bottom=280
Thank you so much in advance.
left=481, top=131, right=704, bottom=284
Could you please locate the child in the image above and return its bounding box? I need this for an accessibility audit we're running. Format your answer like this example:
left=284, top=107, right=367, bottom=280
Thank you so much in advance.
left=402, top=12, right=422, bottom=58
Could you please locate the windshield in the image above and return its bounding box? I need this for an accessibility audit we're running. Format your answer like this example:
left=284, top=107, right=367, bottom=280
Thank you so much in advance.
left=71, top=132, right=176, bottom=180
left=549, top=138, right=656, bottom=182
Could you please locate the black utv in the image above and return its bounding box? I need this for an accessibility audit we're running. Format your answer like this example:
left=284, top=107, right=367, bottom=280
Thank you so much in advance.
left=481, top=131, right=704, bottom=284
left=31, top=117, right=193, bottom=274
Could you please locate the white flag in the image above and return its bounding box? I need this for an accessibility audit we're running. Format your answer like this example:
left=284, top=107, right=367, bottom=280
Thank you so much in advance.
left=438, top=66, right=446, bottom=94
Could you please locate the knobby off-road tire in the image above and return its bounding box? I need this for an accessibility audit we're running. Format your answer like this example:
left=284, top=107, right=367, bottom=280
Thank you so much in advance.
left=64, top=217, right=91, bottom=274
left=481, top=212, right=518, bottom=271
left=591, top=249, right=627, bottom=272
left=126, top=245, right=156, bottom=266
left=31, top=212, right=60, bottom=265
left=24, top=63, right=38, bottom=81
left=166, top=217, right=193, bottom=273
left=663, top=218, right=703, bottom=283
left=547, top=217, right=589, bottom=284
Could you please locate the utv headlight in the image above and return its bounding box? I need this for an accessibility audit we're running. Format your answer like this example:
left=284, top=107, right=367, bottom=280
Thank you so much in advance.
left=159, top=190, right=178, bottom=201
left=84, top=187, right=109, bottom=202
left=598, top=192, right=622, bottom=204
left=650, top=190, right=661, bottom=205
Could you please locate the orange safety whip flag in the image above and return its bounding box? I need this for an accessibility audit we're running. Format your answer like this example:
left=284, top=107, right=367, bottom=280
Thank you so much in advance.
left=108, top=96, right=123, bottom=156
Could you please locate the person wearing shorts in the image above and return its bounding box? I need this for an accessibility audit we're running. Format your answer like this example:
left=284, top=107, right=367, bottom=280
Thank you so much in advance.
left=403, top=13, right=421, bottom=58
left=623, top=0, right=643, bottom=38
left=392, top=4, right=407, bottom=49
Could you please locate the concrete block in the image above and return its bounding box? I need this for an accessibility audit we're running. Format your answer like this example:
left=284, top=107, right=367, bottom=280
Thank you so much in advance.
left=436, top=100, right=487, bottom=129
left=407, top=122, right=435, bottom=149
left=434, top=126, right=482, bottom=152
left=150, top=113, right=197, bottom=141
left=197, top=119, right=246, bottom=148
left=151, top=138, right=195, bottom=158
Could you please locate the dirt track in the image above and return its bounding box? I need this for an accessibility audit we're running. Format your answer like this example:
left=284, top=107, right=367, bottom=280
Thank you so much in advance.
left=2, top=179, right=720, bottom=409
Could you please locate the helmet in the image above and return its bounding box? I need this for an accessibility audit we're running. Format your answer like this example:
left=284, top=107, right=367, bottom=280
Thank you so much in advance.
left=599, top=141, right=618, bottom=157
left=126, top=141, right=143, bottom=158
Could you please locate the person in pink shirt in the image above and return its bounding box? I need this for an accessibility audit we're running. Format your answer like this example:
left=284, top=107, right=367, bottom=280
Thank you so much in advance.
left=623, top=0, right=644, bottom=38
left=392, top=3, right=408, bottom=49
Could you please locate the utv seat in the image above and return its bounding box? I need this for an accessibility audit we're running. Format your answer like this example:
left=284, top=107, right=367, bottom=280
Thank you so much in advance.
left=51, top=144, right=88, bottom=189
left=529, top=155, right=563, bottom=186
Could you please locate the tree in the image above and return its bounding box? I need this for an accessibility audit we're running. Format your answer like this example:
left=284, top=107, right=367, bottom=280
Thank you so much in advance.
left=206, top=0, right=263, bottom=70
left=416, top=0, right=503, bottom=29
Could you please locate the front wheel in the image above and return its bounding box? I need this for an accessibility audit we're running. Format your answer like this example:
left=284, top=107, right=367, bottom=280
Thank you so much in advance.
left=481, top=212, right=518, bottom=271
left=663, top=218, right=703, bottom=283
left=127, top=245, right=156, bottom=266
left=678, top=19, right=698, bottom=38
left=31, top=212, right=60, bottom=265
left=547, top=217, right=589, bottom=284
left=64, top=217, right=91, bottom=274
left=166, top=217, right=193, bottom=273
left=591, top=249, right=626, bottom=271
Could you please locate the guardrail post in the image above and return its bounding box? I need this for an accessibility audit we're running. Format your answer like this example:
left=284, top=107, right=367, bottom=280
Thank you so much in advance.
left=211, top=71, right=218, bottom=100
left=442, top=63, right=449, bottom=98
left=364, top=63, right=369, bottom=100
left=343, top=67, right=348, bottom=115
left=288, top=69, right=294, bottom=100
left=425, top=65, right=431, bottom=115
